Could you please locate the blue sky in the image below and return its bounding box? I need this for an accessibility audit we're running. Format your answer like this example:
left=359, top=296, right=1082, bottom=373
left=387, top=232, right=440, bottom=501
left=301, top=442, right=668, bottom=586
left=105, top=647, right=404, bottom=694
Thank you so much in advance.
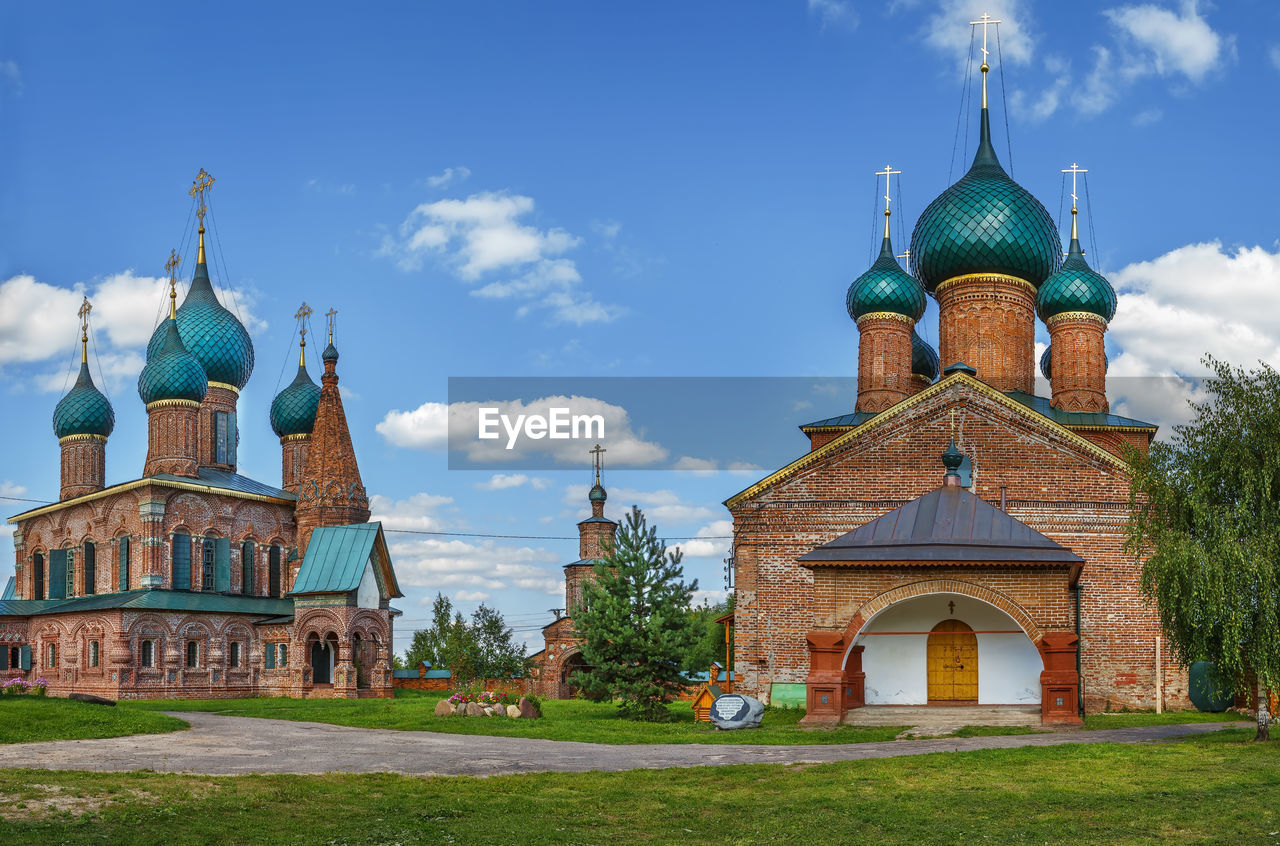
left=3, top=1, right=1279, bottom=656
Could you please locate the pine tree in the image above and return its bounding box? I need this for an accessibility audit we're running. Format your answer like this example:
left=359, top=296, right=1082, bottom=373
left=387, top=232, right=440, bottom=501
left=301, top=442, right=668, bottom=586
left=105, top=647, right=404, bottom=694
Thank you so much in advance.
left=571, top=506, right=699, bottom=721
left=1126, top=357, right=1280, bottom=740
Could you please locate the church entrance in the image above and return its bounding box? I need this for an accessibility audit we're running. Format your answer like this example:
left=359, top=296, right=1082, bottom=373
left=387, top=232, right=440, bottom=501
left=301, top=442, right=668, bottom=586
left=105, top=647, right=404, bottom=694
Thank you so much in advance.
left=310, top=636, right=334, bottom=685
left=927, top=619, right=978, bottom=702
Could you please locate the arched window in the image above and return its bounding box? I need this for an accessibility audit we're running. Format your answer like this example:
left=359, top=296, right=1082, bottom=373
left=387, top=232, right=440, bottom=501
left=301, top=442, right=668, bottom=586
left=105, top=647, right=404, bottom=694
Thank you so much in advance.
left=47, top=642, right=57, bottom=669
left=186, top=640, right=199, bottom=668
left=83, top=540, right=96, bottom=595
left=172, top=531, right=191, bottom=590
left=241, top=540, right=255, bottom=595
left=89, top=640, right=100, bottom=668
left=201, top=535, right=216, bottom=592
left=268, top=545, right=282, bottom=598
left=32, top=552, right=44, bottom=600
left=118, top=536, right=130, bottom=591
left=140, top=639, right=155, bottom=668
left=229, top=641, right=241, bottom=668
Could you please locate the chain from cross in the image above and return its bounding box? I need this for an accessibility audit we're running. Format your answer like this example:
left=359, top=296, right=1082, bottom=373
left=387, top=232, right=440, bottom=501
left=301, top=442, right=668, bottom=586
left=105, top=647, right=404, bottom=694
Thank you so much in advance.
left=1061, top=162, right=1087, bottom=211
left=189, top=168, right=216, bottom=225
left=325, top=307, right=337, bottom=343
left=589, top=443, right=606, bottom=483
left=969, top=13, right=1002, bottom=67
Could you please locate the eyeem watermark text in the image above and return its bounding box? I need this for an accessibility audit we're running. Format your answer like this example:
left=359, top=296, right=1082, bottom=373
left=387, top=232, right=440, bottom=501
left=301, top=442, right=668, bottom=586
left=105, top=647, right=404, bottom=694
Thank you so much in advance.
left=477, top=407, right=605, bottom=449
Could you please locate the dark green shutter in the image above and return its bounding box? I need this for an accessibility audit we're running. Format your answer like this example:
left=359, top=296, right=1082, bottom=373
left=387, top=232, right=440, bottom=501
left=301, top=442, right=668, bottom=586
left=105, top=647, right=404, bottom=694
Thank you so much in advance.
left=172, top=534, right=191, bottom=590
left=268, top=546, right=281, bottom=597
left=265, top=643, right=276, bottom=669
left=83, top=542, right=96, bottom=595
left=20, top=645, right=31, bottom=670
left=241, top=542, right=254, bottom=595
left=215, top=537, right=231, bottom=592
left=0, top=647, right=8, bottom=670
left=33, top=553, right=44, bottom=599
left=119, top=536, right=130, bottom=591
left=48, top=549, right=67, bottom=599
left=228, top=411, right=238, bottom=466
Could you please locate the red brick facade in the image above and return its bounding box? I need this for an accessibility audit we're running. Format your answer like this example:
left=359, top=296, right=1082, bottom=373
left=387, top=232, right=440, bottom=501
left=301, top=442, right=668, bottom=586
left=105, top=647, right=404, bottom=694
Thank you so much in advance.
left=854, top=313, right=913, bottom=413
left=58, top=435, right=106, bottom=501
left=936, top=275, right=1037, bottom=393
left=727, top=375, right=1186, bottom=723
left=143, top=401, right=200, bottom=478
left=1048, top=313, right=1108, bottom=412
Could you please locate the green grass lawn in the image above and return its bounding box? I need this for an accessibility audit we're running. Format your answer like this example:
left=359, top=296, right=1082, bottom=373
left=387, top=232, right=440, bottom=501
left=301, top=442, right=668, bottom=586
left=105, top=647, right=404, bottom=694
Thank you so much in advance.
left=0, top=697, right=187, bottom=744
left=125, top=689, right=1245, bottom=745
left=127, top=691, right=908, bottom=745
left=0, top=728, right=1273, bottom=844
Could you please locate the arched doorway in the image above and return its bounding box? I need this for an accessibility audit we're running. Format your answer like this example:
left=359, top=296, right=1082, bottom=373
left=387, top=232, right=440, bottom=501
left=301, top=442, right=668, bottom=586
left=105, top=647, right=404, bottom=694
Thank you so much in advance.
left=558, top=651, right=590, bottom=699
left=927, top=619, right=977, bottom=702
left=310, top=634, right=336, bottom=685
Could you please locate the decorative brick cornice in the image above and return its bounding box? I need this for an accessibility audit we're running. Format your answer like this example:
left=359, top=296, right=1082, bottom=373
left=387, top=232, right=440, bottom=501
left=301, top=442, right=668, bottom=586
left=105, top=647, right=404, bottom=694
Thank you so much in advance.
left=145, top=399, right=201, bottom=412
left=934, top=273, right=1037, bottom=298
left=855, top=311, right=914, bottom=327
left=57, top=434, right=108, bottom=445
left=1046, top=311, right=1108, bottom=329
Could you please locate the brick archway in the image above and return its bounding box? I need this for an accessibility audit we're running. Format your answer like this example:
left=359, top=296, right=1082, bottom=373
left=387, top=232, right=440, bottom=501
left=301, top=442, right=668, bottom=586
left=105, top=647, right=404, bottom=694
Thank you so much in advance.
left=840, top=578, right=1044, bottom=652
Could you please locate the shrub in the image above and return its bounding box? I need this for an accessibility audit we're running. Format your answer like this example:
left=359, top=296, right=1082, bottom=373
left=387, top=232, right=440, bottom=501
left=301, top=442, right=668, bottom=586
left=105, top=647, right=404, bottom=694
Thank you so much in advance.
left=2, top=678, right=30, bottom=696
left=30, top=678, right=48, bottom=697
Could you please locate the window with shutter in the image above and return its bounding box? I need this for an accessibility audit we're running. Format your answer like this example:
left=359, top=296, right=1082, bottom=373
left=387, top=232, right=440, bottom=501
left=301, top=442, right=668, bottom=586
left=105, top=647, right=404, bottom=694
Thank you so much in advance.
left=0, top=647, right=7, bottom=670
left=215, top=537, right=231, bottom=592
left=48, top=549, right=66, bottom=600
left=268, top=546, right=282, bottom=597
left=202, top=537, right=216, bottom=591
left=47, top=643, right=57, bottom=668
left=33, top=552, right=44, bottom=600
left=83, top=541, right=96, bottom=595
left=278, top=644, right=288, bottom=667
left=119, top=536, right=130, bottom=591
left=265, top=643, right=276, bottom=669
left=240, top=541, right=254, bottom=594
left=141, top=640, right=154, bottom=668
left=172, top=532, right=191, bottom=590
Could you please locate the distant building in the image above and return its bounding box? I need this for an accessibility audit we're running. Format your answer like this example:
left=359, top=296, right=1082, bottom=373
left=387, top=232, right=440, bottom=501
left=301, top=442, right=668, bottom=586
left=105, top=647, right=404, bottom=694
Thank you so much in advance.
left=1, top=175, right=402, bottom=699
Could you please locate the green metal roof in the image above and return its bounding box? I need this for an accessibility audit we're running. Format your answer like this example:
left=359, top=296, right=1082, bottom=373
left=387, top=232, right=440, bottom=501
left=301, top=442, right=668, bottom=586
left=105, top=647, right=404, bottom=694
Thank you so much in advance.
left=1036, top=236, right=1118, bottom=322
left=138, top=316, right=208, bottom=405
left=1003, top=391, right=1156, bottom=430
left=565, top=558, right=604, bottom=568
left=291, top=522, right=384, bottom=595
left=578, top=515, right=616, bottom=525
left=1, top=576, right=12, bottom=600
left=151, top=468, right=296, bottom=500
left=53, top=359, right=115, bottom=439
left=147, top=259, right=254, bottom=390
left=0, top=589, right=294, bottom=618
left=800, top=411, right=878, bottom=431
left=912, top=330, right=940, bottom=381
left=270, top=363, right=321, bottom=437
left=847, top=235, right=927, bottom=321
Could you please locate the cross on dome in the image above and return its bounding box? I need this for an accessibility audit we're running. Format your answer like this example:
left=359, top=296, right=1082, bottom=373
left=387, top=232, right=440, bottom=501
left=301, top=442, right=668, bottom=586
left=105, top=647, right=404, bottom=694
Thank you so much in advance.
left=969, top=13, right=1002, bottom=107
left=1062, top=162, right=1088, bottom=245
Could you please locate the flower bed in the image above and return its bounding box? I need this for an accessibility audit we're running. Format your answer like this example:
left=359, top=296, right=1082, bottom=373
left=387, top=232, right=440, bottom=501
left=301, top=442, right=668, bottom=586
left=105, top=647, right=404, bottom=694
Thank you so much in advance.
left=447, top=689, right=518, bottom=708
left=2, top=678, right=48, bottom=696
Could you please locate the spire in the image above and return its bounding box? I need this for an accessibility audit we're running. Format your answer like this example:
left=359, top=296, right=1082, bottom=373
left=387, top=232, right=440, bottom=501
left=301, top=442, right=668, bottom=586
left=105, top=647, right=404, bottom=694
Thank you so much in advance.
left=875, top=164, right=901, bottom=248
left=968, top=14, right=1003, bottom=171
left=970, top=13, right=1002, bottom=111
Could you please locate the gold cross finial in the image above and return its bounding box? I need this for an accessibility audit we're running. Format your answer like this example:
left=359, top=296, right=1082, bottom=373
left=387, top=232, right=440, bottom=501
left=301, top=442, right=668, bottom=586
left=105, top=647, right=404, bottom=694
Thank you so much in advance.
left=295, top=302, right=313, bottom=365
left=164, top=249, right=181, bottom=318
left=949, top=406, right=957, bottom=436
left=589, top=443, right=606, bottom=484
left=325, top=307, right=337, bottom=344
left=898, top=247, right=911, bottom=270
left=1062, top=162, right=1088, bottom=243
left=189, top=168, right=215, bottom=227
left=969, top=13, right=1002, bottom=108
left=78, top=297, right=92, bottom=361
left=876, top=164, right=902, bottom=238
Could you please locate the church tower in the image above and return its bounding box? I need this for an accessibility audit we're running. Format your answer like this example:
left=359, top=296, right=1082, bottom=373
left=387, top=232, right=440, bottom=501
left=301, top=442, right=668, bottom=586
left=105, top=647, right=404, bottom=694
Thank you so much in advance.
left=53, top=298, right=115, bottom=500
left=847, top=166, right=926, bottom=412
left=564, top=444, right=618, bottom=614
left=269, top=305, right=322, bottom=494
left=910, top=23, right=1061, bottom=393
left=293, top=311, right=370, bottom=564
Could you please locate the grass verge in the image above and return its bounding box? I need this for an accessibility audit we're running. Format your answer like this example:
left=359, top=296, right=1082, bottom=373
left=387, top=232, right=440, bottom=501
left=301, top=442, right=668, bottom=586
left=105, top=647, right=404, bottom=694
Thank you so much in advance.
left=0, top=728, right=1273, bottom=844
left=0, top=697, right=187, bottom=744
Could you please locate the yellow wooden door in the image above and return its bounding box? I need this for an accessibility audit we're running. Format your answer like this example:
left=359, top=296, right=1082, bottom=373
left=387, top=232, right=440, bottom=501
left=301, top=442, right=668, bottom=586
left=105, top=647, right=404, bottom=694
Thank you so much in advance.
left=928, top=619, right=978, bottom=702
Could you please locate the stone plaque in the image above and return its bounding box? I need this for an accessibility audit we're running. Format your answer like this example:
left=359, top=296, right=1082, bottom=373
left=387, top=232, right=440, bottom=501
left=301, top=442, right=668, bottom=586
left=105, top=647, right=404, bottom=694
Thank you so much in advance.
left=709, top=693, right=764, bottom=730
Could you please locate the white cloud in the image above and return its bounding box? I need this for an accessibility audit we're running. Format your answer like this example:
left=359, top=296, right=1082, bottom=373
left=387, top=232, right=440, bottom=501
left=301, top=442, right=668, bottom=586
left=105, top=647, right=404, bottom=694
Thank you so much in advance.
left=1270, top=45, right=1280, bottom=72
left=475, top=474, right=550, bottom=491
left=1131, top=107, right=1163, bottom=126
left=379, top=395, right=669, bottom=467
left=369, top=491, right=455, bottom=532
left=388, top=536, right=562, bottom=593
left=0, top=275, right=87, bottom=365
left=1108, top=241, right=1280, bottom=379
left=454, top=590, right=491, bottom=602
left=381, top=190, right=620, bottom=325
left=1105, top=1, right=1232, bottom=83
left=0, top=60, right=21, bottom=93
left=668, top=520, right=734, bottom=560
left=566, top=485, right=716, bottom=527
left=692, top=588, right=729, bottom=607
left=427, top=167, right=471, bottom=189
left=922, top=1, right=1036, bottom=73
left=808, top=0, right=859, bottom=31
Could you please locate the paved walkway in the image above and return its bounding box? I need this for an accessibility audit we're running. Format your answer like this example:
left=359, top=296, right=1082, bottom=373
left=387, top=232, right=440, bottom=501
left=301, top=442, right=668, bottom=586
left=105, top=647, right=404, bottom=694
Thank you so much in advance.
left=0, top=713, right=1237, bottom=777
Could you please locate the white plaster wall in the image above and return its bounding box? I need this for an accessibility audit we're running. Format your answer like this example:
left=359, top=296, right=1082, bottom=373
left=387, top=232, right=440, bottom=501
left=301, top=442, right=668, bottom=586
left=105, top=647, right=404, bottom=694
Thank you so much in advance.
left=853, top=592, right=1042, bottom=705
left=357, top=559, right=379, bottom=609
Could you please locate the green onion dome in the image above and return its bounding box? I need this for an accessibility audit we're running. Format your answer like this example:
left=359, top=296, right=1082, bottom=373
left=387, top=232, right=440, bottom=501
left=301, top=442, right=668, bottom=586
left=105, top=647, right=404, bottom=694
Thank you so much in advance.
left=322, top=342, right=339, bottom=363
left=1040, top=344, right=1052, bottom=380
left=1036, top=235, right=1117, bottom=323
left=912, top=329, right=940, bottom=382
left=138, top=316, right=208, bottom=405
left=146, top=257, right=254, bottom=389
left=910, top=108, right=1061, bottom=293
left=847, top=234, right=927, bottom=321
left=588, top=483, right=607, bottom=503
left=53, top=359, right=115, bottom=439
left=270, top=362, right=321, bottom=438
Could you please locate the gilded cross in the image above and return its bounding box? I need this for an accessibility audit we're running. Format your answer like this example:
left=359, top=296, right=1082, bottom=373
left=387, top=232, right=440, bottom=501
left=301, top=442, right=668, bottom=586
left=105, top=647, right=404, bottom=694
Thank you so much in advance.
left=969, top=13, right=1002, bottom=107
left=1062, top=162, right=1088, bottom=246
left=897, top=248, right=911, bottom=270
left=295, top=302, right=313, bottom=340
left=77, top=297, right=92, bottom=336
left=325, top=307, right=337, bottom=343
left=875, top=164, right=901, bottom=217
left=189, top=168, right=216, bottom=226
left=164, top=249, right=181, bottom=281
left=589, top=443, right=606, bottom=484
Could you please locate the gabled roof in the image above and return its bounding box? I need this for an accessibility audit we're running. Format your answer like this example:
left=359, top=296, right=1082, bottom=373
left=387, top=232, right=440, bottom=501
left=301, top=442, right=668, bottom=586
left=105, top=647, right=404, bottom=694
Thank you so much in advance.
left=1, top=576, right=12, bottom=600
left=1003, top=391, right=1156, bottom=432
left=798, top=484, right=1083, bottom=565
left=291, top=522, right=402, bottom=598
left=8, top=467, right=294, bottom=523
left=0, top=589, right=295, bottom=618
left=726, top=372, right=1140, bottom=509
left=564, top=558, right=603, bottom=568
left=800, top=411, right=878, bottom=432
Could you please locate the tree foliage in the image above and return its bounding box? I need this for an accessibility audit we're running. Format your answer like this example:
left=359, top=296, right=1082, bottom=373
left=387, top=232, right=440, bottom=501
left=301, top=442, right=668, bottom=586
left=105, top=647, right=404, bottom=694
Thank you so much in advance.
left=1126, top=357, right=1280, bottom=702
left=684, top=596, right=734, bottom=674
left=402, top=593, right=527, bottom=683
left=571, top=506, right=700, bottom=720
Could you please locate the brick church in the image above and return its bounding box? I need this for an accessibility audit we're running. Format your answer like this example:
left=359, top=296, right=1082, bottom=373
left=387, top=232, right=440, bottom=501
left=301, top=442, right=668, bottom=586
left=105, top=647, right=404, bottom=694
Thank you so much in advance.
left=1, top=174, right=402, bottom=699
left=726, top=62, right=1185, bottom=725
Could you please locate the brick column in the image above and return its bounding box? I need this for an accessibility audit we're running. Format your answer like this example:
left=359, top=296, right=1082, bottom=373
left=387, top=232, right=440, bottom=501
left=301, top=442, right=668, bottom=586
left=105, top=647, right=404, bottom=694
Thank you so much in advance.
left=280, top=434, right=309, bottom=494
left=59, top=435, right=107, bottom=500
left=1047, top=313, right=1108, bottom=413
left=144, top=401, right=200, bottom=477
left=800, top=630, right=846, bottom=726
left=937, top=274, right=1037, bottom=393
left=855, top=313, right=913, bottom=412
left=197, top=384, right=239, bottom=472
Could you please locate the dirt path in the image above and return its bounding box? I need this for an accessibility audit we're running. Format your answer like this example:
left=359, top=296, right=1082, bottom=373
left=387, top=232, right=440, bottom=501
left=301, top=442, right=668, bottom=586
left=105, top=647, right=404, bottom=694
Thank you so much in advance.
left=0, top=713, right=1236, bottom=777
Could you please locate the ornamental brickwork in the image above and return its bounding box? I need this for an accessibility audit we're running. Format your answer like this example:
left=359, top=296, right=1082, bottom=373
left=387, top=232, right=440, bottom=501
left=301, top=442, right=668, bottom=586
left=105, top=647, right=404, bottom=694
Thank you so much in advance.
left=1048, top=314, right=1109, bottom=413
left=59, top=436, right=106, bottom=501
left=854, top=314, right=913, bottom=412
left=936, top=275, right=1037, bottom=393
left=144, top=403, right=200, bottom=477
left=196, top=384, right=240, bottom=472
